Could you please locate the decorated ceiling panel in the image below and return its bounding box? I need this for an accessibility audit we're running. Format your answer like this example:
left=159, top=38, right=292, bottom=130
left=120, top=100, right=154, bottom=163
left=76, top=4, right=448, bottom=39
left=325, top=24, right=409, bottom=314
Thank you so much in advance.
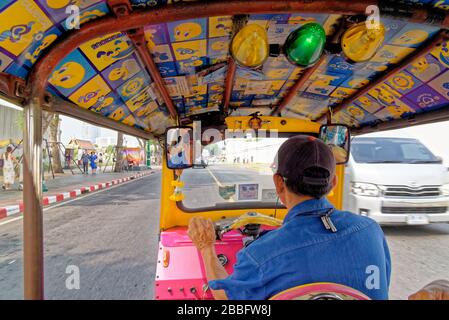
left=46, top=31, right=174, bottom=134
left=331, top=39, right=449, bottom=127
left=143, top=15, right=233, bottom=117
left=281, top=18, right=443, bottom=126
left=1, top=0, right=449, bottom=136
left=0, top=0, right=109, bottom=78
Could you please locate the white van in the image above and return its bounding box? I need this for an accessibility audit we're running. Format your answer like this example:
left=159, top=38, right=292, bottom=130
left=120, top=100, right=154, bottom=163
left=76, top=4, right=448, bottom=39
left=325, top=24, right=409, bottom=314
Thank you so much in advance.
left=343, top=137, right=449, bottom=225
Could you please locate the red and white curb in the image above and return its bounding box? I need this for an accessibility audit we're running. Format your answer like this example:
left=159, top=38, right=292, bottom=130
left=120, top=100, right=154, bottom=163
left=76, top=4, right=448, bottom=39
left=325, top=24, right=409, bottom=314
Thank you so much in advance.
left=0, top=170, right=155, bottom=221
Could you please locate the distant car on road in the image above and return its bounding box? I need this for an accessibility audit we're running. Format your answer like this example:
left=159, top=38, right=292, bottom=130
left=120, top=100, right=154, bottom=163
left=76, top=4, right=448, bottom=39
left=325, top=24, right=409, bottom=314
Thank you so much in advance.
left=343, top=137, right=449, bottom=226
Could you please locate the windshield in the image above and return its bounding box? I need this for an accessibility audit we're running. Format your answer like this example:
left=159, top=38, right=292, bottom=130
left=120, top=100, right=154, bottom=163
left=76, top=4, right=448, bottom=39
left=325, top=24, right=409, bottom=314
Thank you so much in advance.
left=181, top=136, right=290, bottom=210
left=351, top=138, right=439, bottom=164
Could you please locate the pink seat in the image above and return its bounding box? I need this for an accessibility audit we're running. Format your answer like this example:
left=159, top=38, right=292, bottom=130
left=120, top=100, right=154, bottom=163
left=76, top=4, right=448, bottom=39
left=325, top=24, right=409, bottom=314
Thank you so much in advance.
left=270, top=282, right=370, bottom=300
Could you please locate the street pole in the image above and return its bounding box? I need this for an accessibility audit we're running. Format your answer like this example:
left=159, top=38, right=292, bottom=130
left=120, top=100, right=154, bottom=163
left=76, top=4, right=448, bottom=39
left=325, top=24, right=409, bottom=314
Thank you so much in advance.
left=146, top=140, right=151, bottom=169
left=23, top=97, right=44, bottom=299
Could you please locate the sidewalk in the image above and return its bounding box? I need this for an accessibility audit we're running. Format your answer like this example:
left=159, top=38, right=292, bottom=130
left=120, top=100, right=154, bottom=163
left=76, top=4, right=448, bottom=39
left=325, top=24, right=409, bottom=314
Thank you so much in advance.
left=0, top=167, right=160, bottom=220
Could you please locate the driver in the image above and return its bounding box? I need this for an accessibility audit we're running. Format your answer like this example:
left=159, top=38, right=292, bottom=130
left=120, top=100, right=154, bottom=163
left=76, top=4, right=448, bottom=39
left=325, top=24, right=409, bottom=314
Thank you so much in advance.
left=188, top=135, right=391, bottom=300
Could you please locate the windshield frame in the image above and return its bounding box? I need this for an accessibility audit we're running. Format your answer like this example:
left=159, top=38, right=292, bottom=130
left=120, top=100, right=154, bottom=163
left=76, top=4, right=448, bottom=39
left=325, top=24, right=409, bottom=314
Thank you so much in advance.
left=176, top=132, right=314, bottom=213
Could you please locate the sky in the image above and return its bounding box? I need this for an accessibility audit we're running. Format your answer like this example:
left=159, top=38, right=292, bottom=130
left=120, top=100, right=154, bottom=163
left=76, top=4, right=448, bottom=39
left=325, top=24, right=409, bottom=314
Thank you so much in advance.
left=60, top=115, right=140, bottom=147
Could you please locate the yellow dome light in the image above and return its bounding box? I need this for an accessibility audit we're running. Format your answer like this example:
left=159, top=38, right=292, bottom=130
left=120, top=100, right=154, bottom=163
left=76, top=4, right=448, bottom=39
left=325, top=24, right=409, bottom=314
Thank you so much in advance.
left=342, top=21, right=385, bottom=63
left=230, top=24, right=269, bottom=68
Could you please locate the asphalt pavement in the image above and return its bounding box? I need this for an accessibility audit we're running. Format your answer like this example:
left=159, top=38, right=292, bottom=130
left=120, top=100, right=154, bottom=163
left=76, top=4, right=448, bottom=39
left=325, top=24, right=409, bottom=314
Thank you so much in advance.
left=0, top=172, right=161, bottom=300
left=0, top=166, right=448, bottom=300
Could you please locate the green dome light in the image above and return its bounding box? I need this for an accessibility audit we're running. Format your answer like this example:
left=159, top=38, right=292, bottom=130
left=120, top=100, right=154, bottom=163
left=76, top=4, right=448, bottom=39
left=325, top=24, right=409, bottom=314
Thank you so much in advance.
left=284, top=22, right=326, bottom=67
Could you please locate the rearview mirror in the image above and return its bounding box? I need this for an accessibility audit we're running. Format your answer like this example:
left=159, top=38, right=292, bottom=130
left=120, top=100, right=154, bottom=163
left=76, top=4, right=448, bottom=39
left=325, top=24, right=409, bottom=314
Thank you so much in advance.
left=165, top=127, right=193, bottom=169
left=319, top=124, right=350, bottom=164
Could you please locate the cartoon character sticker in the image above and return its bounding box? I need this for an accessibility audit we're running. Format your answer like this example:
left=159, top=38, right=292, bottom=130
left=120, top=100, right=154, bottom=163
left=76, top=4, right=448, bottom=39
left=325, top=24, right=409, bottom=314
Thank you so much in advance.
left=433, top=0, right=449, bottom=10
left=209, top=16, right=232, bottom=38
left=126, top=86, right=156, bottom=111
left=48, top=49, right=96, bottom=96
left=208, top=37, right=230, bottom=57
left=61, top=1, right=108, bottom=30
left=150, top=44, right=174, bottom=63
left=428, top=69, right=449, bottom=98
left=353, top=95, right=383, bottom=114
left=69, top=74, right=111, bottom=109
left=38, top=0, right=104, bottom=23
left=431, top=40, right=449, bottom=69
left=345, top=104, right=377, bottom=125
left=263, top=68, right=292, bottom=80
left=172, top=39, right=206, bottom=61
left=144, top=24, right=169, bottom=48
left=390, top=24, right=437, bottom=48
left=108, top=105, right=130, bottom=122
left=408, top=54, right=446, bottom=82
left=80, top=32, right=134, bottom=71
left=371, top=45, right=415, bottom=65
left=102, top=56, right=141, bottom=89
left=327, top=55, right=356, bottom=75
left=21, top=30, right=59, bottom=66
left=368, top=84, right=415, bottom=118
left=117, top=72, right=149, bottom=101
left=340, top=76, right=370, bottom=90
left=0, top=0, right=53, bottom=56
left=332, top=109, right=360, bottom=127
left=156, top=61, right=178, bottom=77
left=330, top=87, right=357, bottom=101
left=90, top=92, right=122, bottom=114
left=167, top=19, right=206, bottom=42
left=403, top=84, right=447, bottom=110
left=386, top=71, right=423, bottom=94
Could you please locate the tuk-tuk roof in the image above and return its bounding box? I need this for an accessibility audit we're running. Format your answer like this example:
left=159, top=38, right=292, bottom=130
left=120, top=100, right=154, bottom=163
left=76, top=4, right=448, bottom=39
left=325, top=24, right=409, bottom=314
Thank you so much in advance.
left=1, top=0, right=449, bottom=138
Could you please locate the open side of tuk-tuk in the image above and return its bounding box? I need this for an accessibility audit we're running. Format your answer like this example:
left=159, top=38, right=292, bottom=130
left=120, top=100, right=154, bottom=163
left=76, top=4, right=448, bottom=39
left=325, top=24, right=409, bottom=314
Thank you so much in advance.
left=1, top=0, right=449, bottom=299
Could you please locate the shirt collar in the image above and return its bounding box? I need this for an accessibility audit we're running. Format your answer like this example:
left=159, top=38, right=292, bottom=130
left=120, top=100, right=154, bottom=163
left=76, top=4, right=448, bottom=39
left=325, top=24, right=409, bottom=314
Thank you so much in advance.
left=284, top=197, right=335, bottom=223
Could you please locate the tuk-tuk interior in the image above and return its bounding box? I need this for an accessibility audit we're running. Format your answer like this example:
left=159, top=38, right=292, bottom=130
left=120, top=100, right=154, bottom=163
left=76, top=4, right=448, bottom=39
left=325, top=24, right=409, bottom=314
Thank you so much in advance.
left=1, top=0, right=449, bottom=300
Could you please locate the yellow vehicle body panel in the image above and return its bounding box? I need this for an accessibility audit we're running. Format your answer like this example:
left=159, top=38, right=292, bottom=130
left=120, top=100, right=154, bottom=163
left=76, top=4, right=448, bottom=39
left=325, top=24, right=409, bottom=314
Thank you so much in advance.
left=159, top=116, right=345, bottom=230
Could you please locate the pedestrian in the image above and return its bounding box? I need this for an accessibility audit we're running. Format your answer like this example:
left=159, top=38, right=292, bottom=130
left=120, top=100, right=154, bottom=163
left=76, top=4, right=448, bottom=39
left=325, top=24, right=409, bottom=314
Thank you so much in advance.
left=81, top=150, right=90, bottom=174
left=1, top=146, right=18, bottom=190
left=98, top=153, right=103, bottom=167
left=90, top=151, right=98, bottom=175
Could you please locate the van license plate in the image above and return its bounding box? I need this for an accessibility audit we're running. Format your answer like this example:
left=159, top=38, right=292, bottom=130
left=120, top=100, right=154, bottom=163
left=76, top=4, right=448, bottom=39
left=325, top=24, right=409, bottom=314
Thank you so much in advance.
left=407, top=215, right=429, bottom=225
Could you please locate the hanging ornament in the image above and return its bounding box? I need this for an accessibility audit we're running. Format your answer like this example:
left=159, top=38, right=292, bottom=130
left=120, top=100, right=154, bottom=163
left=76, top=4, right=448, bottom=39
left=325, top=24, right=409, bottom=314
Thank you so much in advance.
left=284, top=22, right=326, bottom=67
left=169, top=178, right=185, bottom=202
left=341, top=21, right=385, bottom=63
left=230, top=24, right=269, bottom=68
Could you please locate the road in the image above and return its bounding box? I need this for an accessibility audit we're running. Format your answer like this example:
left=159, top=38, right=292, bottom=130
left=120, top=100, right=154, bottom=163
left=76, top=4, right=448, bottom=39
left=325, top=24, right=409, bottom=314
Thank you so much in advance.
left=0, top=172, right=161, bottom=300
left=1, top=166, right=449, bottom=300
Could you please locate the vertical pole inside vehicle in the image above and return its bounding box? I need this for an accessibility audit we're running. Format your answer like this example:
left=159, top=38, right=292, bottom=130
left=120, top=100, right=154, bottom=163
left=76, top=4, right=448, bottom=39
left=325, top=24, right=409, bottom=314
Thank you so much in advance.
left=23, top=98, right=44, bottom=300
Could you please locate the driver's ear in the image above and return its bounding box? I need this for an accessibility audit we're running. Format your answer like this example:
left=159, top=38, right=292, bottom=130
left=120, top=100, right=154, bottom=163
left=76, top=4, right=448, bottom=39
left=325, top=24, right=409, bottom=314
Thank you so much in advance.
left=331, top=174, right=338, bottom=189
left=273, top=174, right=285, bottom=194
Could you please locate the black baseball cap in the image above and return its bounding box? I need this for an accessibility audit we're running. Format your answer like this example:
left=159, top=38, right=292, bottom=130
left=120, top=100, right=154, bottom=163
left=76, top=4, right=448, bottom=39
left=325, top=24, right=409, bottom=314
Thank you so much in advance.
left=275, top=135, right=336, bottom=191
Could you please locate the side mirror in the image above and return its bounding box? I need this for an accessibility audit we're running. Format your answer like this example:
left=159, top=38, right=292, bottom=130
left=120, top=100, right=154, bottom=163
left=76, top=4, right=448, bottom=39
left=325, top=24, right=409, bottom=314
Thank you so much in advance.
left=319, top=124, right=351, bottom=165
left=165, top=126, right=193, bottom=169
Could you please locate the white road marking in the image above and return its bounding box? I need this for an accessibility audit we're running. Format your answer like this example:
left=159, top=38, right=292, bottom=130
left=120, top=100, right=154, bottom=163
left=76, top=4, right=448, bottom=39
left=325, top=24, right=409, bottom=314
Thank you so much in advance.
left=0, top=174, right=155, bottom=227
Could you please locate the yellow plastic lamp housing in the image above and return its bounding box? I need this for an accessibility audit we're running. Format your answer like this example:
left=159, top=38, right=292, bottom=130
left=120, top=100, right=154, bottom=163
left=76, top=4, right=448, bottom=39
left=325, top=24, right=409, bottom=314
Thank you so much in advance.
left=230, top=24, right=269, bottom=68
left=342, top=21, right=385, bottom=62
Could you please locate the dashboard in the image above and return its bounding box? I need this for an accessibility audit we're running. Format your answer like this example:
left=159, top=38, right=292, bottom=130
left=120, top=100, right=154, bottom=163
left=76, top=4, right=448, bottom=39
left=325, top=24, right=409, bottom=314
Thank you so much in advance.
left=155, top=227, right=253, bottom=300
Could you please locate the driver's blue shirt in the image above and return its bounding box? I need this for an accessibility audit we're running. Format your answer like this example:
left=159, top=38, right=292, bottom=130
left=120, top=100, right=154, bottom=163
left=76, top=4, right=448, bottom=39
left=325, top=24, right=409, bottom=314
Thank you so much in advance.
left=208, top=198, right=391, bottom=300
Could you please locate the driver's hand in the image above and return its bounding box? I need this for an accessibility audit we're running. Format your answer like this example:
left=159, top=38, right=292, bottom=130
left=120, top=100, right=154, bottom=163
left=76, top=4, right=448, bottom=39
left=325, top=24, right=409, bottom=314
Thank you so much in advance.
left=188, top=217, right=216, bottom=251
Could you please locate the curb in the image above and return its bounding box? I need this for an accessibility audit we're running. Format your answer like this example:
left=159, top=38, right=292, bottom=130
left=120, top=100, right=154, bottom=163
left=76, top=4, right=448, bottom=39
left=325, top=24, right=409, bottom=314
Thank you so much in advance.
left=0, top=170, right=156, bottom=221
